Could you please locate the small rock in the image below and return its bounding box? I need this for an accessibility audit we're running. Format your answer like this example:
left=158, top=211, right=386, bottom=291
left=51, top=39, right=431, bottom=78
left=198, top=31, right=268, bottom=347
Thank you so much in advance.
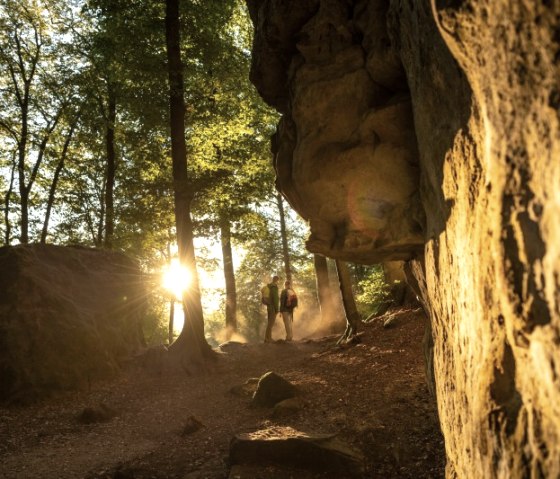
left=77, top=403, right=117, bottom=424
left=181, top=415, right=205, bottom=435
left=272, top=397, right=303, bottom=418
left=251, top=371, right=297, bottom=408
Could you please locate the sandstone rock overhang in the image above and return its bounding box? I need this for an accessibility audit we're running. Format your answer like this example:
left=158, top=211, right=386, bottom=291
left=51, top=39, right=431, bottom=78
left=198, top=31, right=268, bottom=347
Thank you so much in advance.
left=247, top=0, right=425, bottom=264
left=249, top=1, right=560, bottom=478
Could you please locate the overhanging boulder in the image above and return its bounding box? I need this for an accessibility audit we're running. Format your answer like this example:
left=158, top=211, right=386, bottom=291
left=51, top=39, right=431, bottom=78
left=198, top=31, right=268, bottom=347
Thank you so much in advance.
left=247, top=0, right=560, bottom=477
left=0, top=244, right=146, bottom=402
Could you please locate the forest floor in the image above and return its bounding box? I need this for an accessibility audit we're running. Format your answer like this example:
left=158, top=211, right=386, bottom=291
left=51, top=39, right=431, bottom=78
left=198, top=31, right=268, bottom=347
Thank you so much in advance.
left=0, top=306, right=445, bottom=479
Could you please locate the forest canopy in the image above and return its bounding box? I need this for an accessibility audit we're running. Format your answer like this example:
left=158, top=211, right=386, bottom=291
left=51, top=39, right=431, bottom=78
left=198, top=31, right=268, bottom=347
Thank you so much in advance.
left=0, top=0, right=389, bottom=347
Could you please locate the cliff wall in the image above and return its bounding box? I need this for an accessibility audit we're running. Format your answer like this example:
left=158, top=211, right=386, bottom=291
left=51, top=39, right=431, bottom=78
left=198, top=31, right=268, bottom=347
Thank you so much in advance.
left=247, top=1, right=560, bottom=476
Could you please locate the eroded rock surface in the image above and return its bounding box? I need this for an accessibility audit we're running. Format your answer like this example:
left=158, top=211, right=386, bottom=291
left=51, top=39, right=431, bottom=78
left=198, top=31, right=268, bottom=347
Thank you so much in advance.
left=0, top=244, right=146, bottom=402
left=248, top=1, right=560, bottom=477
left=249, top=0, right=424, bottom=264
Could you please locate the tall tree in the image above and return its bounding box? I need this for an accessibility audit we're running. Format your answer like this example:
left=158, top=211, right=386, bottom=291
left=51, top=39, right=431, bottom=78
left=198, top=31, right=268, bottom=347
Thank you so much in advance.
left=40, top=112, right=80, bottom=243
left=335, top=259, right=361, bottom=344
left=165, top=0, right=214, bottom=368
left=2, top=153, right=16, bottom=245
left=313, top=253, right=339, bottom=327
left=102, top=85, right=116, bottom=248
left=276, top=192, right=292, bottom=282
left=220, top=213, right=237, bottom=336
left=78, top=1, right=128, bottom=249
left=184, top=0, right=279, bottom=336
left=0, top=0, right=77, bottom=244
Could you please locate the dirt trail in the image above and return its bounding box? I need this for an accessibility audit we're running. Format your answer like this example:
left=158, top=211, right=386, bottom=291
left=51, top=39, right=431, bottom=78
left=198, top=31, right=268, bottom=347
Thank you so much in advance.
left=0, top=307, right=445, bottom=478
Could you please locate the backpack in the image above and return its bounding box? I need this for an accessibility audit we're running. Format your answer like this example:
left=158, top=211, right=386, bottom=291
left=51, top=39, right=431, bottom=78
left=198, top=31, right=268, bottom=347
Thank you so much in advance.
left=261, top=285, right=270, bottom=305
left=286, top=289, right=298, bottom=308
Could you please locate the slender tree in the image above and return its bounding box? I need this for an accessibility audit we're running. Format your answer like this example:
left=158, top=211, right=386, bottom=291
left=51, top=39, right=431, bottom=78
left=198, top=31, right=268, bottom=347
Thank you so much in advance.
left=276, top=192, right=292, bottom=282
left=0, top=1, right=76, bottom=243
left=2, top=155, right=16, bottom=245
left=165, top=0, right=214, bottom=368
left=314, top=253, right=339, bottom=326
left=335, top=259, right=361, bottom=343
left=103, top=85, right=117, bottom=248
left=40, top=111, right=80, bottom=243
left=220, top=213, right=237, bottom=336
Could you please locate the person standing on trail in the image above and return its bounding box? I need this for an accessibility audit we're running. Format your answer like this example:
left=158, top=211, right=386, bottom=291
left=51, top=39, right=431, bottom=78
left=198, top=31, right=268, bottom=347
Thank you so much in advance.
left=280, top=280, right=298, bottom=341
left=263, top=275, right=280, bottom=343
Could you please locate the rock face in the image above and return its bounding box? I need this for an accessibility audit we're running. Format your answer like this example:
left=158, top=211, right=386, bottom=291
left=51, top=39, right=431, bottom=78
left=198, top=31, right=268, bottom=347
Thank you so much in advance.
left=248, top=0, right=424, bottom=264
left=0, top=244, right=146, bottom=401
left=247, top=1, right=560, bottom=477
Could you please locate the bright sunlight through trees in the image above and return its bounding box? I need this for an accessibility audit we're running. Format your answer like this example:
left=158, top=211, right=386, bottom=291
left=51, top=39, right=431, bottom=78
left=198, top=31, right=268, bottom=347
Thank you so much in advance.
left=162, top=258, right=192, bottom=301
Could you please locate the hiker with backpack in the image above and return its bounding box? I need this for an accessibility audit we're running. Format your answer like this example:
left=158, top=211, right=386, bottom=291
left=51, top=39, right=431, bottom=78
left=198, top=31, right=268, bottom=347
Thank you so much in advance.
left=262, top=275, right=280, bottom=343
left=280, top=280, right=298, bottom=341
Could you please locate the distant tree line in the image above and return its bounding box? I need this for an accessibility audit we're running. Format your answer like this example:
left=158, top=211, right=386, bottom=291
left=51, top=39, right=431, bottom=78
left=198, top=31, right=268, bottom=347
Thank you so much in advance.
left=0, top=0, right=392, bottom=363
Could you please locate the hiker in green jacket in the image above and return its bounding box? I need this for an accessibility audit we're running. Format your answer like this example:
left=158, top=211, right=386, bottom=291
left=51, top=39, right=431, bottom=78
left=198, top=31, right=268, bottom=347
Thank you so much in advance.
left=264, top=275, right=280, bottom=342
left=280, top=280, right=297, bottom=341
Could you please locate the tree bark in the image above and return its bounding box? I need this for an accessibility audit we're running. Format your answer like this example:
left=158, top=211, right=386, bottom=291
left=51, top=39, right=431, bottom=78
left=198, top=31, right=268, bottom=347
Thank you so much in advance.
left=97, top=182, right=106, bottom=247
left=5, top=18, right=42, bottom=244
left=220, top=215, right=237, bottom=337
left=104, top=87, right=116, bottom=249
left=382, top=261, right=410, bottom=305
left=165, top=0, right=214, bottom=368
left=20, top=110, right=61, bottom=243
left=276, top=193, right=292, bottom=282
left=168, top=300, right=175, bottom=345
left=3, top=159, right=15, bottom=246
left=17, top=89, right=30, bottom=244
left=335, top=259, right=361, bottom=342
left=41, top=119, right=78, bottom=244
left=313, top=254, right=338, bottom=326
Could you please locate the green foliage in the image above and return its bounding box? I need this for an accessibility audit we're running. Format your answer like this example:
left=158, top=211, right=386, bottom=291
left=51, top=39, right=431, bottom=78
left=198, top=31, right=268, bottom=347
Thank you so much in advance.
left=0, top=0, right=312, bottom=346
left=355, top=265, right=390, bottom=318
left=141, top=296, right=169, bottom=346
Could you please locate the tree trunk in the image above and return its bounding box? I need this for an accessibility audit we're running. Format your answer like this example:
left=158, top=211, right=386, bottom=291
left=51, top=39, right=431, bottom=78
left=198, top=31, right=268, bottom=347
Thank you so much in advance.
left=313, top=254, right=338, bottom=327
left=276, top=193, right=292, bottom=282
left=382, top=261, right=411, bottom=305
left=3, top=160, right=16, bottom=246
left=165, top=0, right=214, bottom=368
left=220, top=215, right=237, bottom=337
left=335, top=259, right=361, bottom=342
left=17, top=95, right=30, bottom=244
left=168, top=300, right=175, bottom=345
left=10, top=25, right=41, bottom=244
left=19, top=102, right=61, bottom=244
left=104, top=88, right=116, bottom=249
left=97, top=182, right=106, bottom=247
left=41, top=120, right=77, bottom=244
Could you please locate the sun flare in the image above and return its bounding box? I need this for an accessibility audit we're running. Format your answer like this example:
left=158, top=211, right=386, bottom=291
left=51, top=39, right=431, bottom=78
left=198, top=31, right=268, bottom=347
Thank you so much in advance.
left=162, top=258, right=192, bottom=301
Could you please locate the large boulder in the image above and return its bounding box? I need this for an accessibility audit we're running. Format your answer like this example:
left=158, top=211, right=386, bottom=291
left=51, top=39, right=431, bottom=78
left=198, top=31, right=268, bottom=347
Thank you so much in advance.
left=229, top=426, right=364, bottom=476
left=0, top=244, right=146, bottom=402
left=247, top=1, right=560, bottom=477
